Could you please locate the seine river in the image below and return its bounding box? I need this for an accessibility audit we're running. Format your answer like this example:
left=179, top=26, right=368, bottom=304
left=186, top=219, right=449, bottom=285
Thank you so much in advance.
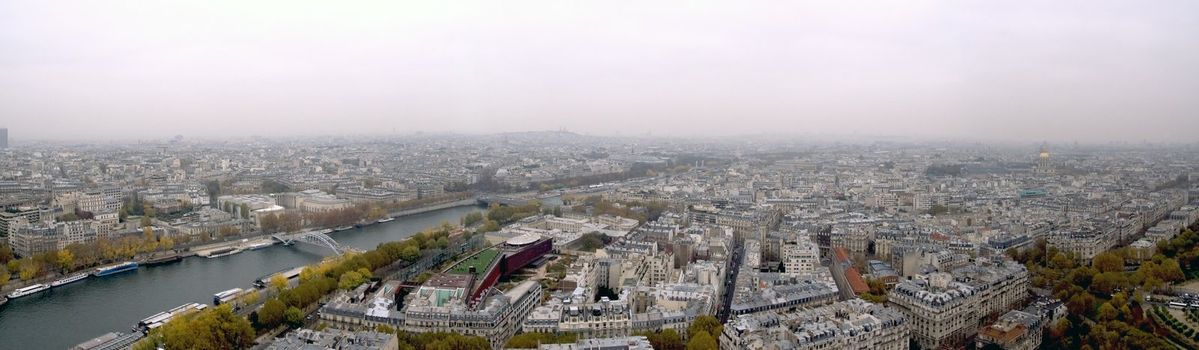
left=0, top=205, right=483, bottom=350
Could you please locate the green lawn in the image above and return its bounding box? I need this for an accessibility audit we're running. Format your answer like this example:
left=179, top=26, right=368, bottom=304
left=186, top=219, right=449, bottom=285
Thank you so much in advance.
left=449, top=249, right=500, bottom=275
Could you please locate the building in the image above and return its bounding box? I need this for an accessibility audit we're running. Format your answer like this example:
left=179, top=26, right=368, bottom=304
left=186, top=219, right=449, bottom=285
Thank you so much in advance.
left=782, top=235, right=820, bottom=276
left=720, top=299, right=909, bottom=350
left=277, top=189, right=354, bottom=213
left=0, top=205, right=47, bottom=238
left=320, top=281, right=404, bottom=329
left=729, top=280, right=839, bottom=316
left=1033, top=144, right=1054, bottom=175
left=976, top=310, right=1042, bottom=350
left=445, top=233, right=552, bottom=304
left=401, top=280, right=541, bottom=348
left=265, top=329, right=398, bottom=350
left=951, top=259, right=1029, bottom=321
left=538, top=336, right=653, bottom=350
left=887, top=273, right=980, bottom=349
left=830, top=247, right=869, bottom=299
left=7, top=220, right=106, bottom=257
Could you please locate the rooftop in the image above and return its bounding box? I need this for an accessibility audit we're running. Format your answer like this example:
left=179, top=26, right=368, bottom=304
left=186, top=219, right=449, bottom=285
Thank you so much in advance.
left=449, top=248, right=500, bottom=275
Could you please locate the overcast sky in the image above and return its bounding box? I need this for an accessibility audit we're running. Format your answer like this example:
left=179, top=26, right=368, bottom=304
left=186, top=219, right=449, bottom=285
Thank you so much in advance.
left=1, top=1, right=1196, bottom=142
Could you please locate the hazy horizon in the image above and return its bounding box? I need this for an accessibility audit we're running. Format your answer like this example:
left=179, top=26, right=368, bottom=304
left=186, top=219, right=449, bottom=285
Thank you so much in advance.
left=3, top=1, right=1197, bottom=142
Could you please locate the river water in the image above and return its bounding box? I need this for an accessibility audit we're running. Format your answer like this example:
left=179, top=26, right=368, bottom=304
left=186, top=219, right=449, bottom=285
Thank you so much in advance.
left=0, top=205, right=483, bottom=350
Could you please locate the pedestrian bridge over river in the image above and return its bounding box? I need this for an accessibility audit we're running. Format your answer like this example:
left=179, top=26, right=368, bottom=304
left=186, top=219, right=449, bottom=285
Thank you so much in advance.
left=271, top=230, right=345, bottom=255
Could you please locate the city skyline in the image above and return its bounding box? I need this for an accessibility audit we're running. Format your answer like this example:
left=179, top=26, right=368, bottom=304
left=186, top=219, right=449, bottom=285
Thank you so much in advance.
left=3, top=1, right=1198, bottom=142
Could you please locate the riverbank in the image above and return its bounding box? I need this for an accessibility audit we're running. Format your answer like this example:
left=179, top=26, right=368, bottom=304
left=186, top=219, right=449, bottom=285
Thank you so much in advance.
left=0, top=200, right=483, bottom=296
left=0, top=205, right=485, bottom=349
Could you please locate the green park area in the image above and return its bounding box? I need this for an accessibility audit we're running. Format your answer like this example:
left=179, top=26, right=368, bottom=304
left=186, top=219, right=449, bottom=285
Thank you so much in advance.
left=449, top=248, right=499, bottom=275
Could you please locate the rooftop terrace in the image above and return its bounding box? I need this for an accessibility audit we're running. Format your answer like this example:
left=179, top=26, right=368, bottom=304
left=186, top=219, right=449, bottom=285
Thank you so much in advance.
left=449, top=248, right=500, bottom=275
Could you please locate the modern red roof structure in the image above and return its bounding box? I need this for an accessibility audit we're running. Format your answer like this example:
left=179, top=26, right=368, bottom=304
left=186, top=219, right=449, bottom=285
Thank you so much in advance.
left=444, top=233, right=552, bottom=305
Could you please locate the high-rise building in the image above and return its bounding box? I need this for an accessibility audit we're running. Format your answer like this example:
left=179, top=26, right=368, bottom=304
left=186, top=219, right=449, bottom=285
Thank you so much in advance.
left=0, top=128, right=7, bottom=148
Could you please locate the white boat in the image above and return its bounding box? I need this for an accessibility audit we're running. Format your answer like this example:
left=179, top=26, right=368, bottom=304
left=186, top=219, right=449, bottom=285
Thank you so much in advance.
left=50, top=273, right=89, bottom=287
left=7, top=284, right=50, bottom=299
left=137, top=303, right=207, bottom=332
left=245, top=241, right=274, bottom=250
left=377, top=217, right=395, bottom=223
left=207, top=248, right=243, bottom=259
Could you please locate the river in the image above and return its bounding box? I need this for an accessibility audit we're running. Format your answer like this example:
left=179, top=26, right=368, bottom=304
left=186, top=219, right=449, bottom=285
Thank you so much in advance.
left=0, top=205, right=483, bottom=350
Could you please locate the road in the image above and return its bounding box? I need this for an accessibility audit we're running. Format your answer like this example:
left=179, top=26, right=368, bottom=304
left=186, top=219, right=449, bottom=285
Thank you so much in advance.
left=718, top=238, right=743, bottom=323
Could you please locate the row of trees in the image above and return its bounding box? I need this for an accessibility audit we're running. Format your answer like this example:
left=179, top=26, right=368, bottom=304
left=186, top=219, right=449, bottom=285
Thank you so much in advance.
left=256, top=193, right=470, bottom=235
left=136, top=223, right=462, bottom=349
left=473, top=202, right=543, bottom=234
left=505, top=332, right=578, bottom=348
left=1008, top=239, right=1176, bottom=349
left=395, top=331, right=491, bottom=350
left=573, top=195, right=668, bottom=223
left=505, top=315, right=722, bottom=350
left=637, top=315, right=722, bottom=350
left=132, top=305, right=256, bottom=350
left=250, top=226, right=453, bottom=333
left=0, top=230, right=177, bottom=284
left=1153, top=305, right=1199, bottom=346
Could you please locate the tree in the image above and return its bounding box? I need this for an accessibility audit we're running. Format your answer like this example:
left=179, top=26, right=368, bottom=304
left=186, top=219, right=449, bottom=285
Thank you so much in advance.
left=642, top=329, right=684, bottom=350
left=400, top=245, right=421, bottom=262
left=461, top=212, right=484, bottom=227
left=270, top=274, right=288, bottom=290
left=1067, top=292, right=1095, bottom=315
left=1050, top=252, right=1075, bottom=269
left=1090, top=272, right=1126, bottom=295
left=240, top=203, right=250, bottom=219
left=258, top=299, right=286, bottom=329
left=1093, top=252, right=1123, bottom=273
left=688, top=315, right=723, bottom=339
left=0, top=245, right=11, bottom=263
left=56, top=249, right=74, bottom=272
left=139, top=305, right=255, bottom=350
left=506, top=332, right=578, bottom=348
left=0, top=265, right=8, bottom=289
left=1158, top=258, right=1185, bottom=283
left=338, top=270, right=367, bottom=290
left=140, top=216, right=152, bottom=228
left=284, top=306, right=304, bottom=328
left=1097, top=302, right=1118, bottom=322
left=18, top=260, right=40, bottom=281
left=686, top=331, right=718, bottom=350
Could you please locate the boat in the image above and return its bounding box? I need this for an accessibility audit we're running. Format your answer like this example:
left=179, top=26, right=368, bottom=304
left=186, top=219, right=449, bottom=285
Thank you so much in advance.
left=50, top=273, right=89, bottom=287
left=334, top=225, right=354, bottom=232
left=254, top=266, right=306, bottom=288
left=207, top=247, right=243, bottom=259
left=94, top=261, right=139, bottom=277
left=213, top=288, right=245, bottom=305
left=245, top=241, right=274, bottom=250
left=137, top=303, right=207, bottom=332
left=0, top=296, right=7, bottom=308
left=377, top=217, right=395, bottom=223
left=7, top=284, right=50, bottom=299
left=143, top=252, right=183, bottom=266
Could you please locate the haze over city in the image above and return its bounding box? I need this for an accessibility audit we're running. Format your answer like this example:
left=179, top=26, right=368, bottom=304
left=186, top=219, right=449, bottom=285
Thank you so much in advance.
left=2, top=0, right=1198, bottom=142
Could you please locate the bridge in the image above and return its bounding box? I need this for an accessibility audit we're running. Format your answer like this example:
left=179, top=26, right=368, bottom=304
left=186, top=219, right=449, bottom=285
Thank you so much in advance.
left=272, top=230, right=346, bottom=255
left=477, top=195, right=535, bottom=207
